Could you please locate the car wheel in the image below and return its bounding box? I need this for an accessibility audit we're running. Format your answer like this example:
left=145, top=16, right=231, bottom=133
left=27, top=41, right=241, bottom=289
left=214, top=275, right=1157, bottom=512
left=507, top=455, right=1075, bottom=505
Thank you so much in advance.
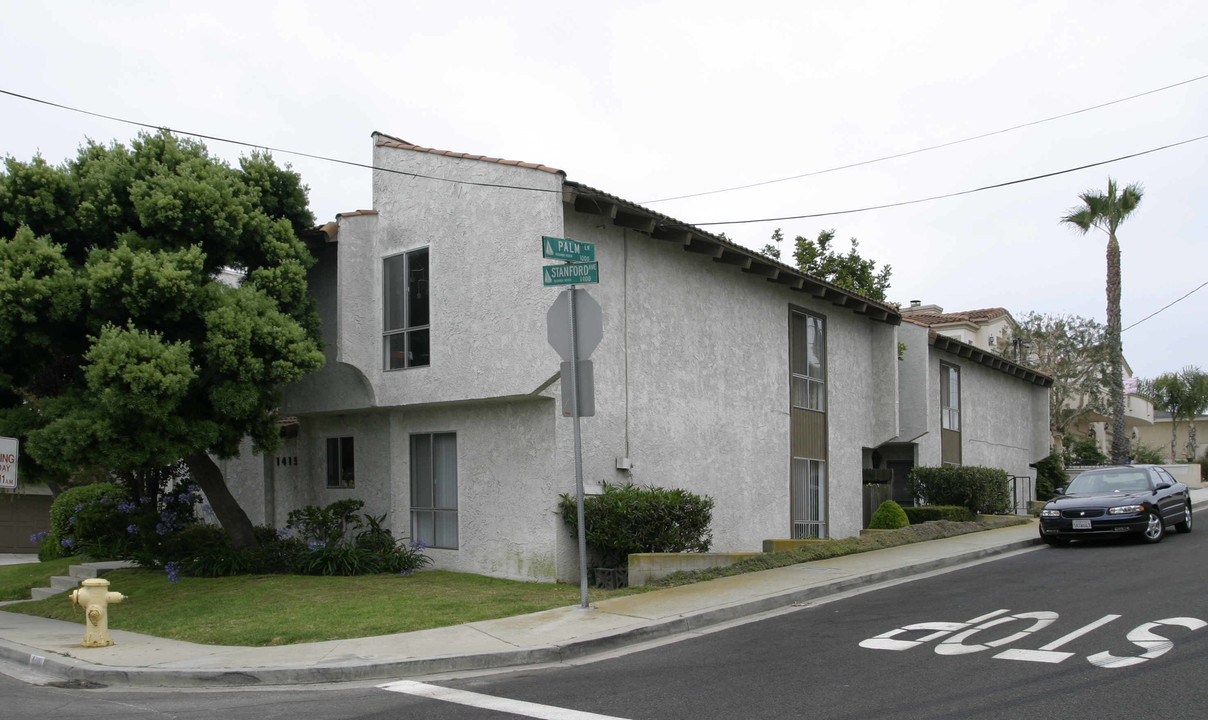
left=1175, top=503, right=1193, bottom=534
left=1141, top=510, right=1166, bottom=544
left=1040, top=531, right=1069, bottom=547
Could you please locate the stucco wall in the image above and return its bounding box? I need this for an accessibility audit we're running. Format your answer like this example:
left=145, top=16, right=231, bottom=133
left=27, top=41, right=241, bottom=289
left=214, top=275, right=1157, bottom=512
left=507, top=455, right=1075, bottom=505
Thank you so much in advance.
left=922, top=346, right=1050, bottom=481
left=555, top=213, right=896, bottom=555
left=896, top=322, right=932, bottom=443
left=388, top=397, right=561, bottom=582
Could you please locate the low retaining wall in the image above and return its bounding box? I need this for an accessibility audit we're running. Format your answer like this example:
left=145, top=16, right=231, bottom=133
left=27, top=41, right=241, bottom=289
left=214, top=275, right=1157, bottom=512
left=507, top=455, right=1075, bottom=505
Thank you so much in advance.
left=628, top=552, right=764, bottom=587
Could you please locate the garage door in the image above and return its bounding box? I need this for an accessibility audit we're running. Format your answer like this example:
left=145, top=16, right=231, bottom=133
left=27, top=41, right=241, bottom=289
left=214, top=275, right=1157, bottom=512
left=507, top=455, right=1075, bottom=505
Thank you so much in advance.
left=0, top=494, right=53, bottom=553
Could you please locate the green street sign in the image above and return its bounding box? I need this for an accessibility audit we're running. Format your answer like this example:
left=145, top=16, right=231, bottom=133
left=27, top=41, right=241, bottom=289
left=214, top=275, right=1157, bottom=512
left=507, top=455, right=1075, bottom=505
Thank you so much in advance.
left=543, top=236, right=595, bottom=263
left=543, top=262, right=599, bottom=286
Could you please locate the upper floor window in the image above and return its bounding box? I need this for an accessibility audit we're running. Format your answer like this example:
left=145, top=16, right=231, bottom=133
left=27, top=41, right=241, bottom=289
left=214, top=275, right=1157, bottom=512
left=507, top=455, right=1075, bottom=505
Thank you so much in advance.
left=384, top=248, right=429, bottom=370
left=941, top=363, right=961, bottom=432
left=791, top=312, right=826, bottom=412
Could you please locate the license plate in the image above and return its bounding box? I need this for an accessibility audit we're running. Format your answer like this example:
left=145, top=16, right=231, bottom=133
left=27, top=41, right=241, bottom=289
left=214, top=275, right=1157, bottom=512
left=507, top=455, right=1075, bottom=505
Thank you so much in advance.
left=1073, top=518, right=1092, bottom=530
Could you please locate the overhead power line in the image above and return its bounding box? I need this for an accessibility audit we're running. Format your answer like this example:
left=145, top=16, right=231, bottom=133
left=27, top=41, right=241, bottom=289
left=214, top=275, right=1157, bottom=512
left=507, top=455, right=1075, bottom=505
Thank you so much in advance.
left=1123, top=279, right=1208, bottom=332
left=3, top=88, right=1206, bottom=229
left=642, top=72, right=1208, bottom=204
left=0, top=89, right=562, bottom=195
left=690, top=133, right=1208, bottom=226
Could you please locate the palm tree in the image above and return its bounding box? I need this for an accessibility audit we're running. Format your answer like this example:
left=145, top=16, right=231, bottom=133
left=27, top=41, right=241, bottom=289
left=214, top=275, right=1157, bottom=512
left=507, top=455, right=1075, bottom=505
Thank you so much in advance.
left=1139, top=367, right=1208, bottom=462
left=1061, top=178, right=1143, bottom=464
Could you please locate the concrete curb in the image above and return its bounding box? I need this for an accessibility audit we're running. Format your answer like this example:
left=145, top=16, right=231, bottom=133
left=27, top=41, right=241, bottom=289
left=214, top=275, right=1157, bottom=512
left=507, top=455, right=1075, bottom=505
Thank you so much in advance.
left=0, top=534, right=1042, bottom=688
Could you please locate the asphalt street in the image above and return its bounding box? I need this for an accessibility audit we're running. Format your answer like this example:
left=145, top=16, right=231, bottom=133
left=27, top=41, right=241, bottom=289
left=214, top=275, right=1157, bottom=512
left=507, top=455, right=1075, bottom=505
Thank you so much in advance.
left=2, top=514, right=1204, bottom=719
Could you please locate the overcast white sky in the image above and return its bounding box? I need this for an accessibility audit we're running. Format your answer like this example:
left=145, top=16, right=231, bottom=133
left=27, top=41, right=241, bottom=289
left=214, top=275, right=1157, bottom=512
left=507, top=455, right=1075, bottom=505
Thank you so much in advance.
left=2, top=1, right=1204, bottom=379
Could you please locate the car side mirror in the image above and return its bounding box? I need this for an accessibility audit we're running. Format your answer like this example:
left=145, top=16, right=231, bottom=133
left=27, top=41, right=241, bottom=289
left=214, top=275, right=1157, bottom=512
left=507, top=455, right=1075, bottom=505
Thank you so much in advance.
left=1155, top=482, right=1172, bottom=491
left=1055, top=487, right=1065, bottom=495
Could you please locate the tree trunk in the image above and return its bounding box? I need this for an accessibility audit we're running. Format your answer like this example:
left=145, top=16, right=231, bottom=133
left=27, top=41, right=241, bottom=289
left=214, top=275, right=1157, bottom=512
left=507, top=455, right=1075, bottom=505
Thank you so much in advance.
left=1188, top=423, right=1198, bottom=462
left=185, top=452, right=259, bottom=550
left=1106, top=234, right=1129, bottom=464
left=1171, top=424, right=1179, bottom=464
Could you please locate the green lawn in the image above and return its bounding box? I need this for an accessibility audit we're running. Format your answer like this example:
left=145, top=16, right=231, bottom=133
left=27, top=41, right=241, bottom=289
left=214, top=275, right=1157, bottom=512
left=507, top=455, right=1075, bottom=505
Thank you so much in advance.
left=0, top=516, right=1025, bottom=646
left=0, top=567, right=646, bottom=646
left=0, top=557, right=75, bottom=601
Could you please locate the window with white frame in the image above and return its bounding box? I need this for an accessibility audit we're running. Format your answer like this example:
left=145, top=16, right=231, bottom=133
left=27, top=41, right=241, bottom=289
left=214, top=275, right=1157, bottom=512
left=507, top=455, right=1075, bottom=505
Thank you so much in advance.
left=325, top=437, right=355, bottom=488
left=384, top=248, right=429, bottom=370
left=410, top=432, right=458, bottom=549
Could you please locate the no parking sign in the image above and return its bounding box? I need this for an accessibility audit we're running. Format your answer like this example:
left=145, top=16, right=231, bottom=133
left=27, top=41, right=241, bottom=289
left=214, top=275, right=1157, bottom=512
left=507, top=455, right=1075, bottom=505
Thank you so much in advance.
left=0, top=436, right=17, bottom=489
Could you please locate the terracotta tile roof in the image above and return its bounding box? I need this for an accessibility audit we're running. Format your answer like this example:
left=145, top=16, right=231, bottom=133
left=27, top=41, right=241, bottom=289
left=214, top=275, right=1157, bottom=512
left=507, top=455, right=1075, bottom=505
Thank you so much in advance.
left=902, top=307, right=1010, bottom=327
left=373, top=132, right=564, bottom=176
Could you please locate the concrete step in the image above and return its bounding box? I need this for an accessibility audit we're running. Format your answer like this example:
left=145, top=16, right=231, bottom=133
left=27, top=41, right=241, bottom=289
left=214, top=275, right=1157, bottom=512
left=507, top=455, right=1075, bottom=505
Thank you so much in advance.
left=24, top=561, right=138, bottom=601
left=69, top=560, right=133, bottom=579
left=49, top=575, right=79, bottom=591
left=29, top=586, right=64, bottom=601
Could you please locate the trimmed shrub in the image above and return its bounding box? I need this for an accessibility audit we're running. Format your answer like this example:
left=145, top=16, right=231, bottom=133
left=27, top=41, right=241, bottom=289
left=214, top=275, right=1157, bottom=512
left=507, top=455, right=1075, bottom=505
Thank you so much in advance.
left=903, top=505, right=975, bottom=523
left=48, top=483, right=129, bottom=557
left=559, top=481, right=714, bottom=568
left=868, top=500, right=909, bottom=529
left=907, top=466, right=1010, bottom=515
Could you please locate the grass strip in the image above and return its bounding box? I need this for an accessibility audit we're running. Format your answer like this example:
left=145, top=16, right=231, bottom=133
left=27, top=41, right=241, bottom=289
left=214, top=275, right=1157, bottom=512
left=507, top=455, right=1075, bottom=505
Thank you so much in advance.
left=2, top=569, right=647, bottom=646
left=650, top=517, right=1029, bottom=587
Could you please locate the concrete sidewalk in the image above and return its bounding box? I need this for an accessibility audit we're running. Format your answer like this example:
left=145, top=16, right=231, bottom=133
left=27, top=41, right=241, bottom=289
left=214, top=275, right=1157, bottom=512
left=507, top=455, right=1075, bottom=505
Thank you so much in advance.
left=2, top=490, right=1204, bottom=688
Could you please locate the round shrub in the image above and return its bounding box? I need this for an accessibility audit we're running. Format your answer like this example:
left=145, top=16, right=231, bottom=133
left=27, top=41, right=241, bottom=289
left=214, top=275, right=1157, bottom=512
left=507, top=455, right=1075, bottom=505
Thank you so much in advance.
left=868, top=500, right=910, bottom=529
left=48, top=482, right=129, bottom=556
left=559, top=481, right=715, bottom=568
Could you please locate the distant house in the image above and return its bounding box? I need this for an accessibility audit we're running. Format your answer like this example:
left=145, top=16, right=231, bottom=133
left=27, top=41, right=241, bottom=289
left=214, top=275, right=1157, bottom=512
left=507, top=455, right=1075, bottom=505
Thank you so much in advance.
left=1135, top=411, right=1208, bottom=463
left=218, top=135, right=1051, bottom=582
left=900, top=303, right=1016, bottom=354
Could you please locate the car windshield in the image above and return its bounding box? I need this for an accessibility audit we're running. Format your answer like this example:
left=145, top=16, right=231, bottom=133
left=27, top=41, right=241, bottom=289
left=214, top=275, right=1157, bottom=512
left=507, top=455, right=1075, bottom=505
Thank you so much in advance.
left=1067, top=470, right=1151, bottom=494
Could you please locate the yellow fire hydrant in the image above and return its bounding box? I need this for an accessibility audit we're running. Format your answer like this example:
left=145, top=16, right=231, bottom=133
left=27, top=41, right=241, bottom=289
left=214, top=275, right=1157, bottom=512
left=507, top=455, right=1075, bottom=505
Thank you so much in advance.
left=69, top=578, right=126, bottom=647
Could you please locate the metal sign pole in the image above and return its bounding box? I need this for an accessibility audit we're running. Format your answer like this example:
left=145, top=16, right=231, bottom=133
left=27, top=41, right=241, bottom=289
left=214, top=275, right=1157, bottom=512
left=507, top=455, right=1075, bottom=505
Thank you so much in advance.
left=568, top=285, right=589, bottom=609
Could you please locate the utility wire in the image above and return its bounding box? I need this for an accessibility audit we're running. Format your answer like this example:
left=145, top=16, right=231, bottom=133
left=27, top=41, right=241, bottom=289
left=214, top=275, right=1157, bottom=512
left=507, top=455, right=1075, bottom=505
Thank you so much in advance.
left=0, top=88, right=563, bottom=195
left=1123, top=279, right=1208, bottom=332
left=4, top=88, right=1206, bottom=231
left=691, top=133, right=1208, bottom=226
left=6, top=87, right=1205, bottom=333
left=643, top=72, right=1208, bottom=204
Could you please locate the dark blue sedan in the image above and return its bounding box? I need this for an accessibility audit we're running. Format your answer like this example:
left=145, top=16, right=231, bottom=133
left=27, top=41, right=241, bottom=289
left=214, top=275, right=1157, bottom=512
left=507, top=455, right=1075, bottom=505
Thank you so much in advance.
left=1039, top=465, right=1192, bottom=546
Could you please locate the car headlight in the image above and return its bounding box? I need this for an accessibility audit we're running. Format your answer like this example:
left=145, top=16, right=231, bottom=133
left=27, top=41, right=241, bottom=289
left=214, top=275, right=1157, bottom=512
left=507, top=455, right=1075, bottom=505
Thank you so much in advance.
left=1040, top=509, right=1061, bottom=518
left=1108, top=505, right=1144, bottom=515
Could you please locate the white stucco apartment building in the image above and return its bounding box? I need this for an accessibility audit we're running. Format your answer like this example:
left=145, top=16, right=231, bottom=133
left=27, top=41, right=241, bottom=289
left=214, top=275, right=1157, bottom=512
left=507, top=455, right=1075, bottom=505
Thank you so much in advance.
left=217, top=134, right=1052, bottom=583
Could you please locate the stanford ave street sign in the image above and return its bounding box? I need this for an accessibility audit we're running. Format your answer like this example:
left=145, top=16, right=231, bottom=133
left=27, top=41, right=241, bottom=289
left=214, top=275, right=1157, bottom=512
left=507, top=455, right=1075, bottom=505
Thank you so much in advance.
left=542, top=261, right=599, bottom=286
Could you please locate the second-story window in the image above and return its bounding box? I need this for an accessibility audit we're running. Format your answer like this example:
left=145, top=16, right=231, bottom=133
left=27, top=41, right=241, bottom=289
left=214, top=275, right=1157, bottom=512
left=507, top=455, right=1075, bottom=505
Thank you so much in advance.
left=384, top=248, right=429, bottom=369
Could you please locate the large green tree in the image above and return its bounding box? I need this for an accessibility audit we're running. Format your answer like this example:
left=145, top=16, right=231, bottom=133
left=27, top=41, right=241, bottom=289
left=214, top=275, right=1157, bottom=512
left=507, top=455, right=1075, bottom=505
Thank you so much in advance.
left=1139, top=367, right=1208, bottom=463
left=1060, top=177, right=1143, bottom=464
left=759, top=228, right=892, bottom=302
left=1005, top=312, right=1110, bottom=446
left=0, top=132, right=325, bottom=548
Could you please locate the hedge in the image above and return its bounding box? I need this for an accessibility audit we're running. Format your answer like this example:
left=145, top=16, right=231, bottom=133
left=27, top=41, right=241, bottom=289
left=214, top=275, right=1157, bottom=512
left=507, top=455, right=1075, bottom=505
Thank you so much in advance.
left=559, top=481, right=714, bottom=568
left=902, top=505, right=975, bottom=523
left=907, top=466, right=1010, bottom=515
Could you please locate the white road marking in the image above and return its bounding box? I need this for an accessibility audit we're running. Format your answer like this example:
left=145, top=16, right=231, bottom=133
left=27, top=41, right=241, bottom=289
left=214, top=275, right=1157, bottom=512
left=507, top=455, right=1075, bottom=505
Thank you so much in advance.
left=378, top=680, right=632, bottom=719
left=995, top=614, right=1121, bottom=663
left=1087, top=617, right=1207, bottom=669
